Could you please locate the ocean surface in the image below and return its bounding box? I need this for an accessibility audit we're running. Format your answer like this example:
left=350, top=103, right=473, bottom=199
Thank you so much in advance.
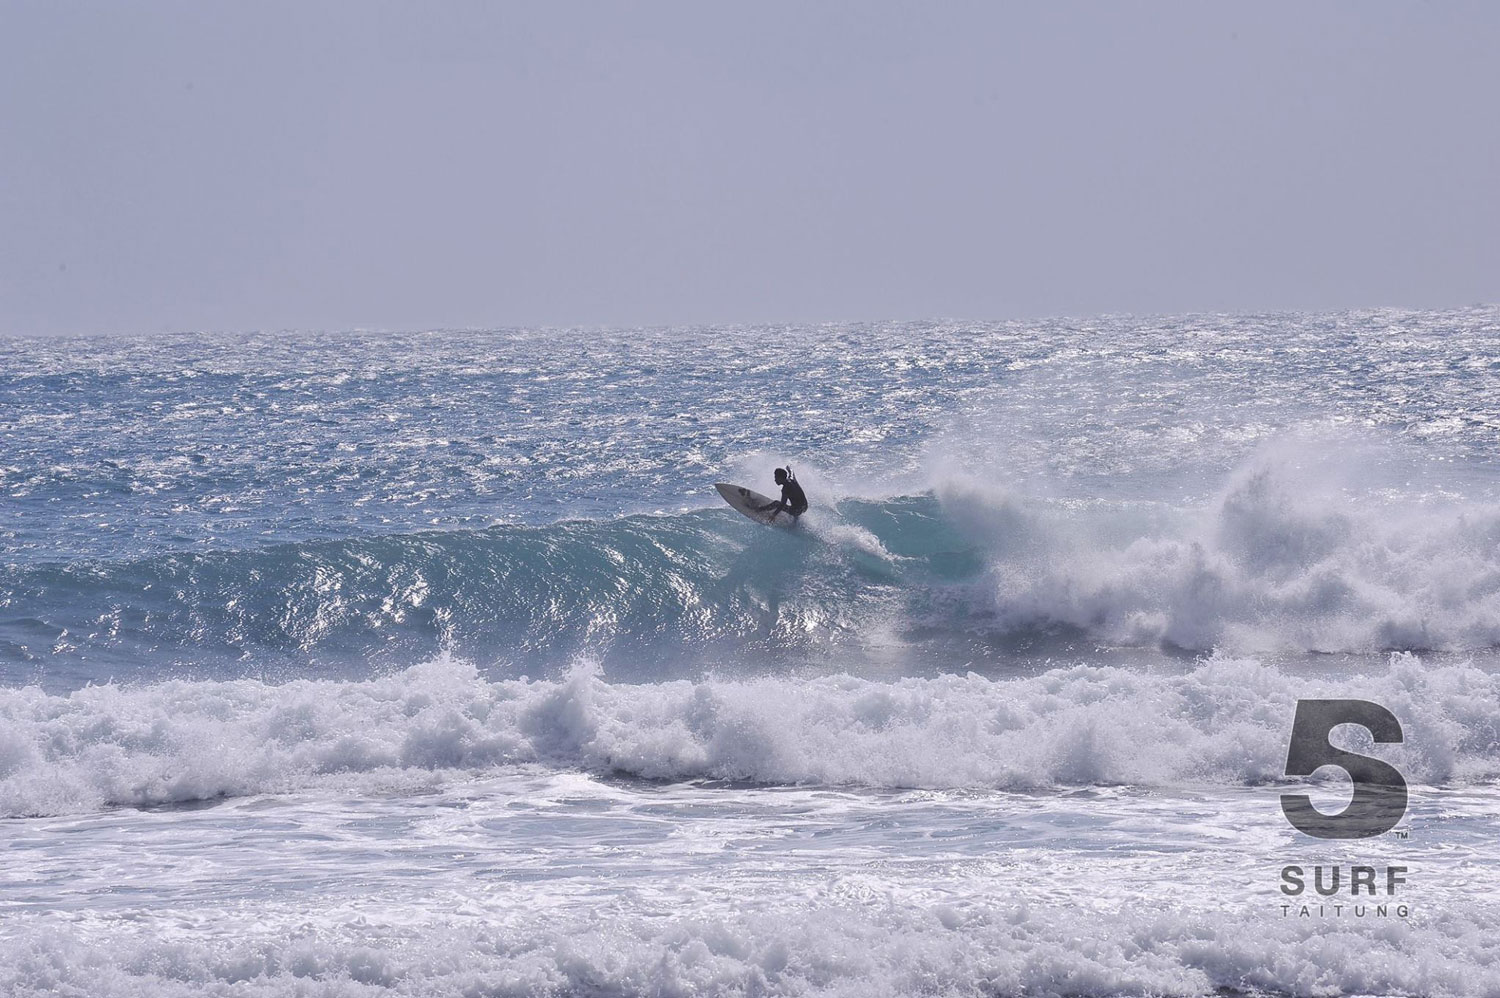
left=2, top=308, right=1500, bottom=996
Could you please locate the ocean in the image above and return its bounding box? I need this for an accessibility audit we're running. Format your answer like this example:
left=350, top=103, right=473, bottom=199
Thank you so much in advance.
left=2, top=308, right=1499, bottom=996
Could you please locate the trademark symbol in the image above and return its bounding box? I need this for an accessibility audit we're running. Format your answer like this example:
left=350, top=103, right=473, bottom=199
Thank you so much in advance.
left=1394, top=830, right=1409, bottom=840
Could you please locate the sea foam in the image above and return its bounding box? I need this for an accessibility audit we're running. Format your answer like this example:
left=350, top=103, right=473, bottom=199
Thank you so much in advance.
left=936, top=447, right=1500, bottom=654
left=2, top=652, right=1496, bottom=817
left=1, top=899, right=1495, bottom=997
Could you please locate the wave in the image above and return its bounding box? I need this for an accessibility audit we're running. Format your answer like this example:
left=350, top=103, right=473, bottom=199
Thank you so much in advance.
left=5, top=448, right=1500, bottom=681
left=934, top=453, right=1500, bottom=655
left=3, top=653, right=1497, bottom=817
left=4, top=900, right=1497, bottom=997
left=0, top=503, right=914, bottom=682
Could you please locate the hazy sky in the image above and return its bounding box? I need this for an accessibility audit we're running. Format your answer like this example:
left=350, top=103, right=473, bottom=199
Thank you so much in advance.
left=3, top=1, right=1497, bottom=335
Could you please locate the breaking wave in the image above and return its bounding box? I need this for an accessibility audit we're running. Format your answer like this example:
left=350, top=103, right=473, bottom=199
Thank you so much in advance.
left=3, top=652, right=1498, bottom=817
left=6, top=448, right=1500, bottom=681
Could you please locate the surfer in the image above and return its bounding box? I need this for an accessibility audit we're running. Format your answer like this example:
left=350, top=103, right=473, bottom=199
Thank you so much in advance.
left=759, top=466, right=808, bottom=521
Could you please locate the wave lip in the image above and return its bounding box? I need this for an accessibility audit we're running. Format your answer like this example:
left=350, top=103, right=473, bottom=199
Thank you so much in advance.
left=3, top=652, right=1497, bottom=817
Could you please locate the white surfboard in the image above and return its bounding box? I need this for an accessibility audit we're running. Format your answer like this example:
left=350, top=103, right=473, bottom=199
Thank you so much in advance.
left=715, top=482, right=796, bottom=527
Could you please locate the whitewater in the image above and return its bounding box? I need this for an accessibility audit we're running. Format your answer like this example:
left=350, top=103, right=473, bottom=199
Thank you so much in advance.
left=3, top=308, right=1500, bottom=996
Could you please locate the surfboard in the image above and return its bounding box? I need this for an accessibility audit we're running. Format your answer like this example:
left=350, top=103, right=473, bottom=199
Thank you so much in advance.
left=715, top=482, right=796, bottom=527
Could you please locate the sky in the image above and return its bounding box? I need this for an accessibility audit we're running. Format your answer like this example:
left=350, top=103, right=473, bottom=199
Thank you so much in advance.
left=2, top=1, right=1497, bottom=336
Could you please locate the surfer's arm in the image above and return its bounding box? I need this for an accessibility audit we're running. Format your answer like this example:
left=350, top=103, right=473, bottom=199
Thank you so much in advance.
left=759, top=486, right=794, bottom=513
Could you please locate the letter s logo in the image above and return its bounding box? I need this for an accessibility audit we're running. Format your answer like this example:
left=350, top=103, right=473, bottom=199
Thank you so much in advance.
left=1281, top=699, right=1407, bottom=839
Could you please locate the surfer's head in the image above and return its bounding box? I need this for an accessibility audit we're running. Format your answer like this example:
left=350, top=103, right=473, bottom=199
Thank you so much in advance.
left=774, top=468, right=788, bottom=485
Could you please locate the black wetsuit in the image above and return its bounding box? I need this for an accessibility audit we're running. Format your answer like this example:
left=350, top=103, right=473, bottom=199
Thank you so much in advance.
left=780, top=478, right=809, bottom=517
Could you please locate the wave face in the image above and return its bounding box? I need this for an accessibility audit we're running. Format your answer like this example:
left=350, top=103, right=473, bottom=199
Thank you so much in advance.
left=3, top=652, right=1497, bottom=817
left=7, top=445, right=1500, bottom=685
left=0, top=505, right=909, bottom=684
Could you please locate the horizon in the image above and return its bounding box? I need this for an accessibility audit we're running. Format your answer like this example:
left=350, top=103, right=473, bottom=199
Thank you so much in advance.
left=3, top=299, right=1497, bottom=344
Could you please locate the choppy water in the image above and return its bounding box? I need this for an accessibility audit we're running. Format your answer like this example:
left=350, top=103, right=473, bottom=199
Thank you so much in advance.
left=2, top=308, right=1499, bottom=995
